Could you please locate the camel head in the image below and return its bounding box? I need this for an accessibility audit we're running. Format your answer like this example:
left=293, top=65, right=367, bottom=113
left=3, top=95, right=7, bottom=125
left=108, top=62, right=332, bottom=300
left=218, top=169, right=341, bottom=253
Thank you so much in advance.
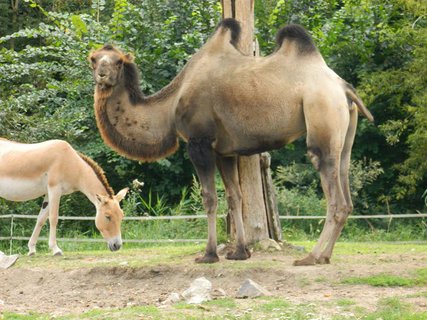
left=89, top=45, right=134, bottom=90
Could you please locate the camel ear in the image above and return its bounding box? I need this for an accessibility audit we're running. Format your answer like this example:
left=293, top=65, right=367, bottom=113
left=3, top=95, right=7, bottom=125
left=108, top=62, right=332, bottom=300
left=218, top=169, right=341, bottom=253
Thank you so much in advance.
left=115, top=187, right=129, bottom=202
left=123, top=53, right=134, bottom=63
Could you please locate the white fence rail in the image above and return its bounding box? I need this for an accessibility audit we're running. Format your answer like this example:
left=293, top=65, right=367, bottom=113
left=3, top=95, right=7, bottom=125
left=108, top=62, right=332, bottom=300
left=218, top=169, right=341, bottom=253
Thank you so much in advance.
left=1, top=213, right=426, bottom=247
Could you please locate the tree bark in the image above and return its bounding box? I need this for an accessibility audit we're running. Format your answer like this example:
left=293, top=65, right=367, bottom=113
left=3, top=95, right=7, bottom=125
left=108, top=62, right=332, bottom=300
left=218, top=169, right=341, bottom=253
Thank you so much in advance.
left=221, top=0, right=271, bottom=244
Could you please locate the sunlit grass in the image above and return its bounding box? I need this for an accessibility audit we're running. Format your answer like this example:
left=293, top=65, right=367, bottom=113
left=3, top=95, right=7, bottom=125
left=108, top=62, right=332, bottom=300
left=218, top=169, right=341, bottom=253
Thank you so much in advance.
left=342, top=268, right=427, bottom=287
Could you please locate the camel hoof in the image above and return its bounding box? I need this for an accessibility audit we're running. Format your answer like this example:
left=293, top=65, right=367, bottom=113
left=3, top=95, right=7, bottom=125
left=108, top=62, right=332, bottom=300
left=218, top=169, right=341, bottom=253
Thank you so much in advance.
left=53, top=250, right=63, bottom=257
left=293, top=253, right=316, bottom=266
left=225, top=247, right=251, bottom=261
left=195, top=253, right=219, bottom=264
left=28, top=251, right=36, bottom=257
left=316, top=256, right=330, bottom=264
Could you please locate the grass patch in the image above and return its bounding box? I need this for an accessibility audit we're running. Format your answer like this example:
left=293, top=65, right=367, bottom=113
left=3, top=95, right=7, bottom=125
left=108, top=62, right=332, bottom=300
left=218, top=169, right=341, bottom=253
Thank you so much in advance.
left=336, top=298, right=356, bottom=307
left=3, top=298, right=427, bottom=320
left=342, top=268, right=427, bottom=287
left=292, top=241, right=427, bottom=255
left=256, top=297, right=290, bottom=312
left=13, top=244, right=205, bottom=270
left=362, top=297, right=427, bottom=320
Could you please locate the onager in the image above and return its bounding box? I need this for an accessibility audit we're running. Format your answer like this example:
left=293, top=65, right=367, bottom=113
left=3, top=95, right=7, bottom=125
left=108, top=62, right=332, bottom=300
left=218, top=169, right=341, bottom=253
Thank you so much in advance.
left=0, top=138, right=128, bottom=256
left=88, top=19, right=373, bottom=265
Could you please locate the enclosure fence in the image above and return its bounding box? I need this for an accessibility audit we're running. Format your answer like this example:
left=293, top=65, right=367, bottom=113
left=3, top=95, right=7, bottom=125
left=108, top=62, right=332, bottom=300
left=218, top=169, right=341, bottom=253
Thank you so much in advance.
left=1, top=213, right=426, bottom=253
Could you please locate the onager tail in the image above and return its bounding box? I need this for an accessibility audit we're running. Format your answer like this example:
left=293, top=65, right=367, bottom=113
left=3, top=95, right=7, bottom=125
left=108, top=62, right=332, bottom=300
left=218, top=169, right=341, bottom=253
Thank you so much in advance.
left=345, top=83, right=374, bottom=122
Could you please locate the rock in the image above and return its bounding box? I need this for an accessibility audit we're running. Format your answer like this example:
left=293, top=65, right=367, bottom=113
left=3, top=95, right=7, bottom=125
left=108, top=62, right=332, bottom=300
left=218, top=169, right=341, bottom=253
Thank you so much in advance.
left=257, top=239, right=282, bottom=252
left=163, top=292, right=181, bottom=305
left=217, top=243, right=227, bottom=255
left=236, top=279, right=271, bottom=298
left=182, top=277, right=212, bottom=304
left=0, top=252, right=19, bottom=269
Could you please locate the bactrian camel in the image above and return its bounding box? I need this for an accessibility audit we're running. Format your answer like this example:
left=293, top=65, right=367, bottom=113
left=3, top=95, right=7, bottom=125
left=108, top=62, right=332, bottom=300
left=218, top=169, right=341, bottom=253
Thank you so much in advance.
left=0, top=138, right=128, bottom=256
left=89, top=18, right=373, bottom=265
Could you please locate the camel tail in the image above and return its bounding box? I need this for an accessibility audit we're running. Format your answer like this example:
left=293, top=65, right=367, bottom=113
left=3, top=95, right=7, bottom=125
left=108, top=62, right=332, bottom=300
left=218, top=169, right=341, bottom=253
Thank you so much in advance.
left=275, top=24, right=317, bottom=55
left=216, top=18, right=241, bottom=48
left=345, top=83, right=374, bottom=122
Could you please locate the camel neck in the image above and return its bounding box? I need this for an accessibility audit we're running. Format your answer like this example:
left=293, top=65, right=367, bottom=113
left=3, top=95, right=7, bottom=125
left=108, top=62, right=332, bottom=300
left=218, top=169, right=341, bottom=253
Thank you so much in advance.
left=93, top=83, right=179, bottom=162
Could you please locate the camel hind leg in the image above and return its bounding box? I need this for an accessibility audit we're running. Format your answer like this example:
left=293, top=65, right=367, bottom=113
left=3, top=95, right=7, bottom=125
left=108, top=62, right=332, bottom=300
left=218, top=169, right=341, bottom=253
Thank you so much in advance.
left=316, top=108, right=358, bottom=262
left=216, top=156, right=250, bottom=260
left=294, top=103, right=350, bottom=266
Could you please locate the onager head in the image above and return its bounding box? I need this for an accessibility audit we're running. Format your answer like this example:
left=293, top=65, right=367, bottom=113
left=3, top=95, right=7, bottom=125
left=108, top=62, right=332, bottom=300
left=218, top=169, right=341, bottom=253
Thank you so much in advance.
left=94, top=188, right=128, bottom=251
left=89, top=45, right=134, bottom=91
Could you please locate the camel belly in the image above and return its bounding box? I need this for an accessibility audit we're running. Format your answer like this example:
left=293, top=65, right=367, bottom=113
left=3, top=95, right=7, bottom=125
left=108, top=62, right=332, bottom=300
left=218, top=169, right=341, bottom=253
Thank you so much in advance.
left=0, top=177, right=47, bottom=201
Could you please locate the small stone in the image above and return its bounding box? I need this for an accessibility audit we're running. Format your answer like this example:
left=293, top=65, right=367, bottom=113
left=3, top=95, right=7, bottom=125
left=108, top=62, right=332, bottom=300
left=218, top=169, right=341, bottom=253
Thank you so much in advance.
left=182, top=277, right=212, bottom=304
left=258, top=239, right=282, bottom=252
left=236, top=279, right=271, bottom=298
left=217, top=244, right=227, bottom=255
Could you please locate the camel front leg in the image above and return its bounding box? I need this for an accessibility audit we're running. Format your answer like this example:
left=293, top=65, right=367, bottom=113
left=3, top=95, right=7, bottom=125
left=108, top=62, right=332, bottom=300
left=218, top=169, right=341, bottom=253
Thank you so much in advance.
left=217, top=156, right=250, bottom=260
left=47, top=187, right=63, bottom=256
left=187, top=137, right=219, bottom=263
left=28, top=195, right=50, bottom=256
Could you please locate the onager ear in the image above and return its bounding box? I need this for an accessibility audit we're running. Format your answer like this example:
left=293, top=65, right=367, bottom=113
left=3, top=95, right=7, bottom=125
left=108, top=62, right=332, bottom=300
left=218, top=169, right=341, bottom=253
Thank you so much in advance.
left=115, top=187, right=129, bottom=202
left=96, top=194, right=109, bottom=205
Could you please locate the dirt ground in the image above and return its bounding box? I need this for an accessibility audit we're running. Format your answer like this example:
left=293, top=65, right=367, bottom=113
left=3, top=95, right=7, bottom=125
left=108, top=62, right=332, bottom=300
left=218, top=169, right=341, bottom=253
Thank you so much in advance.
left=0, top=245, right=426, bottom=317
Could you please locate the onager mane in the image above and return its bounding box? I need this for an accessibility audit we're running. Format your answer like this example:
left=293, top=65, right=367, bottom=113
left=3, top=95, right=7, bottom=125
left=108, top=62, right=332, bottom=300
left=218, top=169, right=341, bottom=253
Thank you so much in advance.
left=77, top=152, right=114, bottom=198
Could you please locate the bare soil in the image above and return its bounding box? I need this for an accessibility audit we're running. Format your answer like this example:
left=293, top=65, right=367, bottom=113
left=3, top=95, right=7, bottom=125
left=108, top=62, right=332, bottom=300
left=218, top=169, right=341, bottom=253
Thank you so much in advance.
left=0, top=246, right=426, bottom=317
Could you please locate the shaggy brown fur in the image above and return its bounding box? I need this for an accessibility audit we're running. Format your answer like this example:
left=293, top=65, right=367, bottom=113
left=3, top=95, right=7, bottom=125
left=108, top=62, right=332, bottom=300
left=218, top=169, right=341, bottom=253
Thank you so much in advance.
left=89, top=18, right=373, bottom=265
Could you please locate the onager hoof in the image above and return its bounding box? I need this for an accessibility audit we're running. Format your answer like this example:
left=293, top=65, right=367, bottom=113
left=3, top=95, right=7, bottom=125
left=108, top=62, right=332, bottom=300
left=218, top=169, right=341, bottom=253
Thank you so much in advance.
left=293, top=253, right=316, bottom=266
left=195, top=253, right=219, bottom=264
left=225, top=246, right=251, bottom=261
left=53, top=250, right=63, bottom=257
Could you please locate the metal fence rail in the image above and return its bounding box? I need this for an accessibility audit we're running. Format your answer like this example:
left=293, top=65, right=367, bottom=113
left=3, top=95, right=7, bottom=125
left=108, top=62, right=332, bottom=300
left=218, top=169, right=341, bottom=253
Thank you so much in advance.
left=1, top=213, right=426, bottom=247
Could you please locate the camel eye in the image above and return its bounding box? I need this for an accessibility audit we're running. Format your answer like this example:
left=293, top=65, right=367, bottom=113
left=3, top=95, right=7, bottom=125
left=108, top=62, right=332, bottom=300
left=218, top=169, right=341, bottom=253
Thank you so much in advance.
left=105, top=215, right=111, bottom=222
left=90, top=57, right=96, bottom=63
left=116, top=59, right=123, bottom=67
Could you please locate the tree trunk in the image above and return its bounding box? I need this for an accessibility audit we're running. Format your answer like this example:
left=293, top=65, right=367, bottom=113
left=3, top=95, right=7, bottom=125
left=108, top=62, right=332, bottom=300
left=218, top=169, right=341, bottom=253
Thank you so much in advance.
left=221, top=0, right=272, bottom=244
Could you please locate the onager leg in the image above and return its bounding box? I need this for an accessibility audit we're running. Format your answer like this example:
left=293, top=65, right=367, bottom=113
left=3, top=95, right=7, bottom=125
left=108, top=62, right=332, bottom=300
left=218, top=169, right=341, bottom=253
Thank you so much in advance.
left=28, top=195, right=49, bottom=256
left=187, top=137, right=219, bottom=263
left=47, top=186, right=63, bottom=256
left=294, top=104, right=349, bottom=266
left=217, top=156, right=250, bottom=260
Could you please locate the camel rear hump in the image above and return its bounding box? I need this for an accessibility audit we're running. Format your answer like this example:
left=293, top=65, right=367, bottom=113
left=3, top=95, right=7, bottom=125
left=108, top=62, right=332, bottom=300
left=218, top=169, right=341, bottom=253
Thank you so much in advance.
left=275, top=24, right=319, bottom=56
